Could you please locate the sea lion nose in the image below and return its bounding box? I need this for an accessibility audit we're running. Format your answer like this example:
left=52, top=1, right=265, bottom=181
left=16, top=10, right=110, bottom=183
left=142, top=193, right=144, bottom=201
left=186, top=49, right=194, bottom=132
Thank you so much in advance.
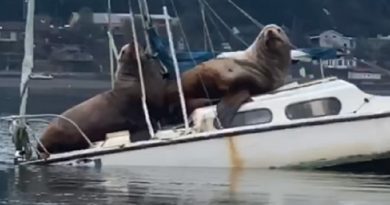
left=267, top=29, right=277, bottom=39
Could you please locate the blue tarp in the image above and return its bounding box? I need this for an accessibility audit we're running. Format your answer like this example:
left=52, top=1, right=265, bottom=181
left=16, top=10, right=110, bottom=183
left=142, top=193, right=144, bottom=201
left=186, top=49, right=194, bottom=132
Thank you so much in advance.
left=147, top=26, right=345, bottom=78
left=147, top=28, right=216, bottom=76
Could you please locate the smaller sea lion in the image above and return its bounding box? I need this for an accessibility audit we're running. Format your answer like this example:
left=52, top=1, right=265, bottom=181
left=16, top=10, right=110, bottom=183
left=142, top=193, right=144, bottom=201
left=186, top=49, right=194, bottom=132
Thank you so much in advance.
left=37, top=41, right=166, bottom=155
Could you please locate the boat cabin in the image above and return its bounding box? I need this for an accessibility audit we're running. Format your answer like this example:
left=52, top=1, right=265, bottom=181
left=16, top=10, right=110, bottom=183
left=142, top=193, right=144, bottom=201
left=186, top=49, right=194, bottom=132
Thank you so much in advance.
left=188, top=77, right=383, bottom=133
left=100, top=77, right=385, bottom=148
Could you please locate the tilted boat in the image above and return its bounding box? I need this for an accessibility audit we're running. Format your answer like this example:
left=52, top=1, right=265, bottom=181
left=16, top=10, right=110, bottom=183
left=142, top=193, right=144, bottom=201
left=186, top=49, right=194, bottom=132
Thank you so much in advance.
left=10, top=77, right=390, bottom=170
left=3, top=0, right=388, bottom=171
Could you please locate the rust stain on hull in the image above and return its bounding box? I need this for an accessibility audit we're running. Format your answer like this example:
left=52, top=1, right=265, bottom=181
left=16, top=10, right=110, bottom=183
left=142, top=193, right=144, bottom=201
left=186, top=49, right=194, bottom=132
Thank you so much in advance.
left=227, top=136, right=244, bottom=168
left=227, top=136, right=244, bottom=194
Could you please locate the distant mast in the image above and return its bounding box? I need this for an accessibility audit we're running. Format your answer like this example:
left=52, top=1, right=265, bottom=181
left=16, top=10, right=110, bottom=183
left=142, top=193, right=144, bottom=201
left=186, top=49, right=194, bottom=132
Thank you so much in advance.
left=138, top=0, right=152, bottom=54
left=107, top=0, right=115, bottom=88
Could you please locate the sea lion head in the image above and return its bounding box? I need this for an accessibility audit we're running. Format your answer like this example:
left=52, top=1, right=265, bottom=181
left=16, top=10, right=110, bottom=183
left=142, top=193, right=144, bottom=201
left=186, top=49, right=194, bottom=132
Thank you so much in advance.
left=115, top=41, right=165, bottom=89
left=116, top=41, right=146, bottom=79
left=255, top=24, right=295, bottom=58
left=116, top=41, right=162, bottom=78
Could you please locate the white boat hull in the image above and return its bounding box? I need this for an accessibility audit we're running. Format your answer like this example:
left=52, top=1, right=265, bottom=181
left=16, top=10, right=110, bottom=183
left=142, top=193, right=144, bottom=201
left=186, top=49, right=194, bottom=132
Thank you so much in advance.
left=28, top=113, right=390, bottom=169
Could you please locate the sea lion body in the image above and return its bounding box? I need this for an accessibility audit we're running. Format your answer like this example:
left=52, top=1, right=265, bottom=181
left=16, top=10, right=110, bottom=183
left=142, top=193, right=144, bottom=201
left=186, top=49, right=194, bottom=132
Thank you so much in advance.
left=38, top=42, right=165, bottom=155
left=167, top=24, right=293, bottom=127
left=178, top=58, right=278, bottom=98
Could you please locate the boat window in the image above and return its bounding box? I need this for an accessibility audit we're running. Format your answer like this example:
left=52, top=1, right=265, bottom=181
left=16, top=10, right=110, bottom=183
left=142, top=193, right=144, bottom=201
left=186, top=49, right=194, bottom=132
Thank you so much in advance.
left=285, top=97, right=341, bottom=120
left=214, top=108, right=272, bottom=129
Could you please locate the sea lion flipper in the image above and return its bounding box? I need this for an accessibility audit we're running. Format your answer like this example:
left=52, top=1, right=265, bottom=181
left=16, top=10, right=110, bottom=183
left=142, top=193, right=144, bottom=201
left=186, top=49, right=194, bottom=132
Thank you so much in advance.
left=216, top=89, right=251, bottom=129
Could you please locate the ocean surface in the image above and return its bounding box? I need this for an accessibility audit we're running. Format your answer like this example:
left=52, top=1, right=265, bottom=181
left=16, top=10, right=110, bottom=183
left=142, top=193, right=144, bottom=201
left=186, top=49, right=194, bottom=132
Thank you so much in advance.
left=2, top=118, right=390, bottom=204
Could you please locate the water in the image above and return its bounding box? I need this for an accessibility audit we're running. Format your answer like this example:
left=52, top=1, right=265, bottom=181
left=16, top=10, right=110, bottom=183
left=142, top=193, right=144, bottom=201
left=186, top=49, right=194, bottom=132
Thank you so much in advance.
left=2, top=119, right=390, bottom=204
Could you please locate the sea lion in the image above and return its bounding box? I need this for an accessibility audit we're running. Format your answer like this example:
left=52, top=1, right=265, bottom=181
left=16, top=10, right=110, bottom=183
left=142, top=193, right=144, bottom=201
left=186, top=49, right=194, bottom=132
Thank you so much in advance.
left=217, top=24, right=297, bottom=63
left=166, top=24, right=293, bottom=128
left=37, top=41, right=166, bottom=155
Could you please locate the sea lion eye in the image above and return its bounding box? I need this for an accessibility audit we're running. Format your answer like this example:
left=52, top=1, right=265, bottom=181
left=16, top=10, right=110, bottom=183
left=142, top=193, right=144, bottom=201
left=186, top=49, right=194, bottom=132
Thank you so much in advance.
left=277, top=28, right=281, bottom=33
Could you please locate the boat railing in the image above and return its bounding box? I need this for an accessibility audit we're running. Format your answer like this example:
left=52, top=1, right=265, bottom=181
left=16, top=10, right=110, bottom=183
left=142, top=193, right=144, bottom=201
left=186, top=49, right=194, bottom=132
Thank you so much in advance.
left=0, top=114, right=93, bottom=163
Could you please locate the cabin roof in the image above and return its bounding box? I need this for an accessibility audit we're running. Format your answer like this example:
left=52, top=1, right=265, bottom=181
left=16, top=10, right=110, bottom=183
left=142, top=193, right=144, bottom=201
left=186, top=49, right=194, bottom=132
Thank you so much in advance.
left=189, top=77, right=355, bottom=119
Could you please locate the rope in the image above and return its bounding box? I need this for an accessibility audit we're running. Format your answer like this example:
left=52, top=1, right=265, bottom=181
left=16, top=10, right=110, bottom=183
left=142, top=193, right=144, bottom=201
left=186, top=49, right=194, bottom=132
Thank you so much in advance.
left=163, top=6, right=190, bottom=132
left=129, top=0, right=155, bottom=139
left=201, top=0, right=249, bottom=47
left=107, top=31, right=119, bottom=61
left=0, top=114, right=93, bottom=147
left=23, top=121, right=50, bottom=157
left=168, top=0, right=222, bottom=127
left=227, top=0, right=264, bottom=29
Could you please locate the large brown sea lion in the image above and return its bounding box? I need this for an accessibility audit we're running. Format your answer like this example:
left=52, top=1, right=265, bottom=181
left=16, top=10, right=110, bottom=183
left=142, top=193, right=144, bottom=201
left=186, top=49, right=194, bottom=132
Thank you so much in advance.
left=37, top=42, right=166, bottom=155
left=166, top=24, right=293, bottom=128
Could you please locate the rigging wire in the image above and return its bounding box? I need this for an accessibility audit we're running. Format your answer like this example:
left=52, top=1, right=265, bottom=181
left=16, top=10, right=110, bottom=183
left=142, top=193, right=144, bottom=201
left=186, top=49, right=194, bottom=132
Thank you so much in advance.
left=205, top=9, right=228, bottom=47
left=167, top=0, right=222, bottom=127
left=168, top=0, right=212, bottom=93
left=163, top=6, right=190, bottom=131
left=199, top=0, right=215, bottom=54
left=128, top=0, right=155, bottom=139
left=200, top=0, right=249, bottom=47
left=227, top=0, right=264, bottom=29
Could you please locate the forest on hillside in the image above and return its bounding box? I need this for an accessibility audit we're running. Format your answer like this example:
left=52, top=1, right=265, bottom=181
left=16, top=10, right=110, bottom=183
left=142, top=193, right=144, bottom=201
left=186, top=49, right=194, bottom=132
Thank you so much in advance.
left=4, top=0, right=390, bottom=38
left=4, top=0, right=390, bottom=68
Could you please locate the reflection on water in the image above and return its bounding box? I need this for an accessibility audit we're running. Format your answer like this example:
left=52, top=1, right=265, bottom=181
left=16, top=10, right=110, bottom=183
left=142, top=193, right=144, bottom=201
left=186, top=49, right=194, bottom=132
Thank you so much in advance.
left=1, top=165, right=390, bottom=205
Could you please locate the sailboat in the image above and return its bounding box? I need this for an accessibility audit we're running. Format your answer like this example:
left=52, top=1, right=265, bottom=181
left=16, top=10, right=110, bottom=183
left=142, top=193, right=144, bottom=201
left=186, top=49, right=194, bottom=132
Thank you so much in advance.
left=4, top=0, right=390, bottom=171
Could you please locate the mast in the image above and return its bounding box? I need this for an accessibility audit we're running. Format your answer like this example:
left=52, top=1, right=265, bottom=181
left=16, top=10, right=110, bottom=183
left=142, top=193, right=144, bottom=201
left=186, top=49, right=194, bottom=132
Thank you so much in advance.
left=19, top=0, right=35, bottom=121
left=163, top=6, right=190, bottom=132
left=13, top=0, right=35, bottom=163
left=107, top=0, right=115, bottom=88
left=137, top=0, right=152, bottom=54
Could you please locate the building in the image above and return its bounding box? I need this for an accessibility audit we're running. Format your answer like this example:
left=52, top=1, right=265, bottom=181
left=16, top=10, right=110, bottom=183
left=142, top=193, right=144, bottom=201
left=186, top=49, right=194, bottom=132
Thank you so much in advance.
left=0, top=22, right=25, bottom=42
left=310, top=30, right=357, bottom=70
left=310, top=30, right=356, bottom=50
left=69, top=12, right=179, bottom=36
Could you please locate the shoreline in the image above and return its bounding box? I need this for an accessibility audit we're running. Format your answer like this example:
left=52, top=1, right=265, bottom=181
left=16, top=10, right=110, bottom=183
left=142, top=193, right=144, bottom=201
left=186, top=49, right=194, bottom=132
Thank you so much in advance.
left=0, top=71, right=112, bottom=80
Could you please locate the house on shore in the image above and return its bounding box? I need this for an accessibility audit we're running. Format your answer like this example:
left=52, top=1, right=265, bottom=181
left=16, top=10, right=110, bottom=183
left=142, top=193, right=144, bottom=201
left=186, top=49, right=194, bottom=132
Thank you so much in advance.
left=309, top=30, right=357, bottom=70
